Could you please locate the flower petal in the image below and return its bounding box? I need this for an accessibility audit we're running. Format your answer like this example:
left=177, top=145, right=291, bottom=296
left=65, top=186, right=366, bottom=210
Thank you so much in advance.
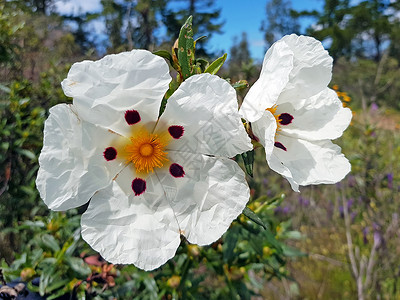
left=62, top=50, right=171, bottom=135
left=36, top=104, right=125, bottom=211
left=251, top=110, right=277, bottom=160
left=277, top=34, right=333, bottom=105
left=240, top=39, right=294, bottom=122
left=158, top=73, right=252, bottom=157
left=81, top=165, right=181, bottom=271
left=156, top=151, right=250, bottom=245
left=278, top=88, right=353, bottom=140
left=268, top=135, right=351, bottom=191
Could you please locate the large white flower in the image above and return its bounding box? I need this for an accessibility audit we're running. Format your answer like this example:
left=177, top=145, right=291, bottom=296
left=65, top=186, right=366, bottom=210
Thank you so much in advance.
left=240, top=34, right=352, bottom=192
left=36, top=50, right=253, bottom=270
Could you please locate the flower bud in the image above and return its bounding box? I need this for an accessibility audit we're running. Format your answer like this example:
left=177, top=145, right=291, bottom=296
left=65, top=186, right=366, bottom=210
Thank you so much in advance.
left=20, top=268, right=35, bottom=281
left=167, top=275, right=181, bottom=289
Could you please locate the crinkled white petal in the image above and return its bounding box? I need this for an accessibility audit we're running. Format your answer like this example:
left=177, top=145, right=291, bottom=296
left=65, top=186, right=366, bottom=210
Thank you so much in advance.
left=159, top=73, right=252, bottom=157
left=81, top=165, right=181, bottom=271
left=156, top=151, right=249, bottom=245
left=277, top=34, right=333, bottom=106
left=251, top=110, right=277, bottom=160
left=277, top=88, right=353, bottom=141
left=36, top=104, right=125, bottom=211
left=268, top=135, right=351, bottom=191
left=62, top=50, right=171, bottom=136
left=240, top=40, right=293, bottom=122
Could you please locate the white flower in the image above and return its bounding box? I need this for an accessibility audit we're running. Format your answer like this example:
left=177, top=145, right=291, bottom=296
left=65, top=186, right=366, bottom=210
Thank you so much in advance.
left=36, top=50, right=253, bottom=270
left=240, top=34, right=352, bottom=192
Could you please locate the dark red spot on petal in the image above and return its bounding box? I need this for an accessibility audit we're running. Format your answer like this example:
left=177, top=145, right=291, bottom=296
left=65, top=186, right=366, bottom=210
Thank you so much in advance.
left=132, top=178, right=146, bottom=196
left=274, top=142, right=287, bottom=151
left=278, top=113, right=294, bottom=125
left=169, top=163, right=185, bottom=178
left=168, top=125, right=184, bottom=139
left=168, top=125, right=185, bottom=139
left=103, top=147, right=117, bottom=161
left=125, top=110, right=141, bottom=125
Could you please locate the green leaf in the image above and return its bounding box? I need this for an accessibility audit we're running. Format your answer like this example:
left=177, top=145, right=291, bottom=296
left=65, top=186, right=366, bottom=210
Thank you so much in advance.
left=45, top=278, right=70, bottom=295
left=195, top=58, right=209, bottom=73
left=282, top=230, right=303, bottom=240
left=47, top=287, right=70, bottom=300
left=242, top=207, right=266, bottom=230
left=205, top=53, right=227, bottom=75
left=39, top=267, right=55, bottom=295
left=153, top=50, right=173, bottom=63
left=281, top=245, right=307, bottom=257
left=194, top=35, right=207, bottom=47
left=41, top=234, right=60, bottom=252
left=0, top=83, right=10, bottom=93
left=222, top=225, right=239, bottom=263
left=65, top=257, right=91, bottom=277
left=178, top=16, right=195, bottom=80
left=241, top=150, right=254, bottom=177
left=232, top=80, right=249, bottom=90
left=27, top=282, right=40, bottom=293
left=153, top=50, right=180, bottom=71
left=16, top=149, right=36, bottom=160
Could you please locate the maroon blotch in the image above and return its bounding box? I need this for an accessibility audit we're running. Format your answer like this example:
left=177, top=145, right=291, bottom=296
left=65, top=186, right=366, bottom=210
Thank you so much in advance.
left=168, top=125, right=184, bottom=139
left=278, top=113, right=294, bottom=125
left=103, top=147, right=117, bottom=161
left=274, top=142, right=287, bottom=151
left=132, top=178, right=146, bottom=196
left=169, top=163, right=185, bottom=178
left=125, top=110, right=141, bottom=125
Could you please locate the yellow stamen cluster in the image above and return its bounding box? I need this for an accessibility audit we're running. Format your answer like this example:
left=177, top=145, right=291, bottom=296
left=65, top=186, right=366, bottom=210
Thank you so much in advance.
left=125, top=130, right=168, bottom=173
left=266, top=105, right=281, bottom=133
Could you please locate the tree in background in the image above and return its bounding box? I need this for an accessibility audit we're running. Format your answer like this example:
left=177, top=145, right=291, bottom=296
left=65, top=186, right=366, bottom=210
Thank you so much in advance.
left=61, top=13, right=97, bottom=53
left=99, top=0, right=166, bottom=52
left=261, top=0, right=300, bottom=48
left=301, top=0, right=353, bottom=60
left=296, top=0, right=400, bottom=62
left=228, top=32, right=253, bottom=81
left=349, top=0, right=392, bottom=61
left=129, top=0, right=166, bottom=50
left=161, top=0, right=223, bottom=57
left=101, top=0, right=127, bottom=52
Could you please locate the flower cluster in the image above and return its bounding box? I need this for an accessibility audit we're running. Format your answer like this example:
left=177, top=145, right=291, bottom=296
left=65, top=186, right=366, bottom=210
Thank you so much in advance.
left=36, top=34, right=351, bottom=270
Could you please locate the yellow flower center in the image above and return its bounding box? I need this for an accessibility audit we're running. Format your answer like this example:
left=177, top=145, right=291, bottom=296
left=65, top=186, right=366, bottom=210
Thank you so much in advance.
left=125, top=129, right=169, bottom=173
left=139, top=143, right=154, bottom=157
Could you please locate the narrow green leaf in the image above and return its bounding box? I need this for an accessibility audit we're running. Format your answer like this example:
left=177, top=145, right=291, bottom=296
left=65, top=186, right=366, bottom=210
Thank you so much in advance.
left=241, top=149, right=254, bottom=177
left=205, top=53, right=227, bottom=75
left=40, top=268, right=54, bottom=296
left=46, top=279, right=70, bottom=294
left=178, top=16, right=195, bottom=80
left=47, top=287, right=70, bottom=300
left=232, top=80, right=249, bottom=90
left=242, top=207, right=266, bottom=230
left=194, top=35, right=207, bottom=46
left=16, top=149, right=36, bottom=160
left=222, top=225, right=239, bottom=263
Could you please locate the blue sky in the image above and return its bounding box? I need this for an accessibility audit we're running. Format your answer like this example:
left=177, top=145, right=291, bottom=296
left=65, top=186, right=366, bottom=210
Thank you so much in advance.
left=55, top=0, right=324, bottom=61
left=214, top=0, right=323, bottom=60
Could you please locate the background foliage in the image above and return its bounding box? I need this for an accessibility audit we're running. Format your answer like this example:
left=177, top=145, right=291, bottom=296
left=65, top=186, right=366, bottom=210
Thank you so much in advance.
left=0, top=0, right=399, bottom=299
